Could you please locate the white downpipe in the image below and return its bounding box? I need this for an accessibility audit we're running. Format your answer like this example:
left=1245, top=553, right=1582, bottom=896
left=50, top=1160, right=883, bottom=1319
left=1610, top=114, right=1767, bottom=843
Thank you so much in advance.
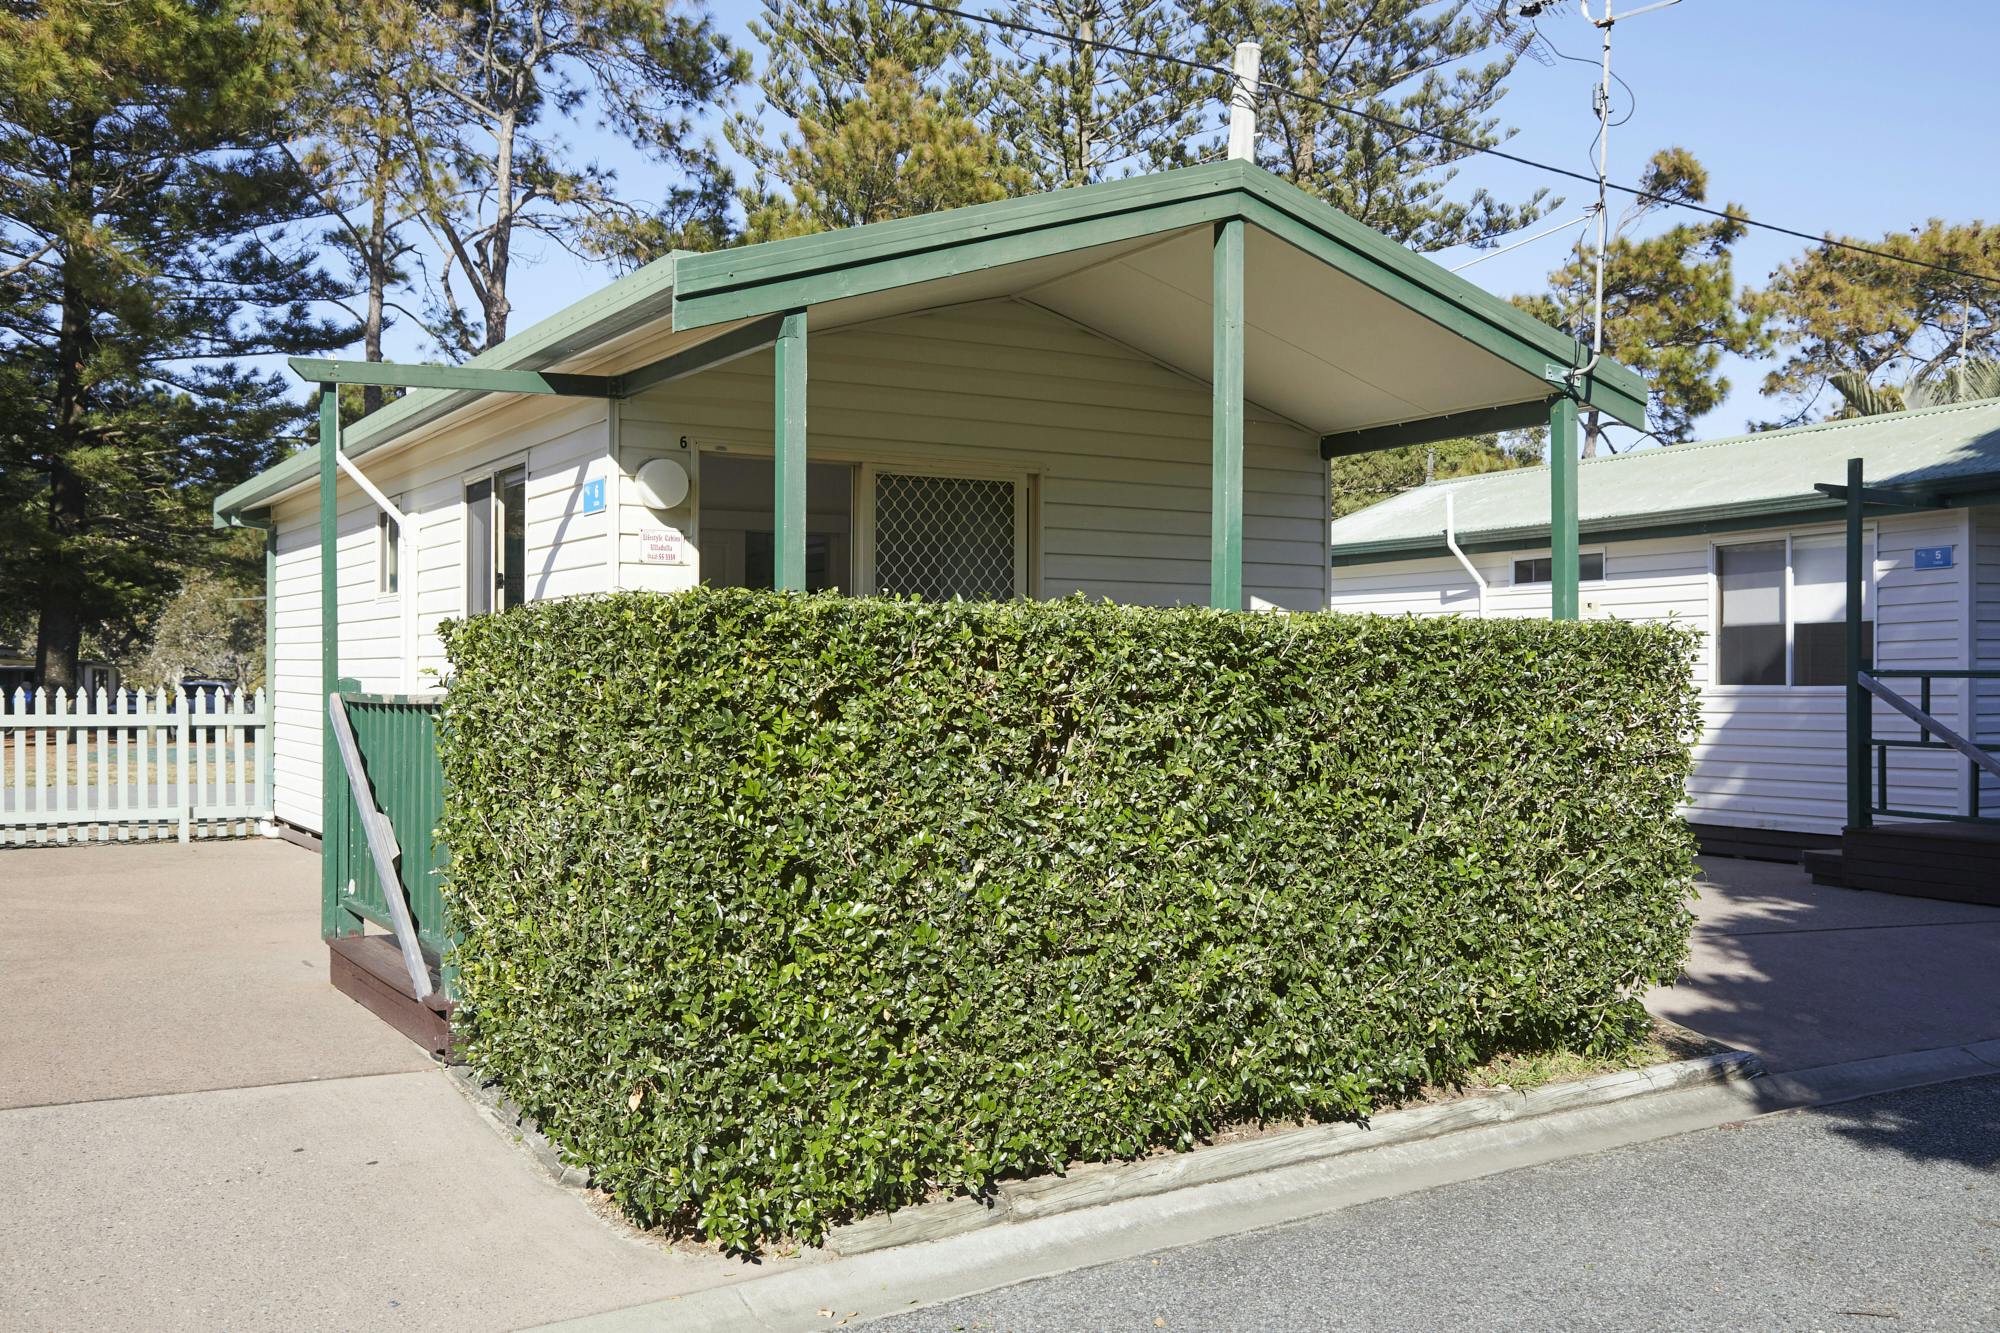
left=1227, top=43, right=1262, bottom=162
left=1444, top=491, right=1487, bottom=618
left=334, top=444, right=407, bottom=531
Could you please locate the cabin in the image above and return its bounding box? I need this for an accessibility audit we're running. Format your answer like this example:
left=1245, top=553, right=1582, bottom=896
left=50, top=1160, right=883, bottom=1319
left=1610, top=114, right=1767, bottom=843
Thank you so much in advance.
left=213, top=159, right=1648, bottom=851
left=1324, top=401, right=2000, bottom=883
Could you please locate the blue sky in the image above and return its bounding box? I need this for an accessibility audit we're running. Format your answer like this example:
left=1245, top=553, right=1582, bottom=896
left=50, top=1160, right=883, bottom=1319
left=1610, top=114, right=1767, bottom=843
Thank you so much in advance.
left=396, top=0, right=2000, bottom=446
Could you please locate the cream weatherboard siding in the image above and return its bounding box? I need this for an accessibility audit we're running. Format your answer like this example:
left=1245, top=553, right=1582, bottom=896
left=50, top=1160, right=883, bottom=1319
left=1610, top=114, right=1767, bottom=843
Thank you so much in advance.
left=266, top=399, right=614, bottom=833
left=1327, top=509, right=1980, bottom=836
left=264, top=298, right=1329, bottom=834
left=614, top=300, right=1329, bottom=608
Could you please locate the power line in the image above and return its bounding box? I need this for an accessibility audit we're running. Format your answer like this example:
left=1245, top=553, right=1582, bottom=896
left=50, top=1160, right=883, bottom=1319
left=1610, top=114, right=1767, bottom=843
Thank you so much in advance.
left=894, top=0, right=2000, bottom=289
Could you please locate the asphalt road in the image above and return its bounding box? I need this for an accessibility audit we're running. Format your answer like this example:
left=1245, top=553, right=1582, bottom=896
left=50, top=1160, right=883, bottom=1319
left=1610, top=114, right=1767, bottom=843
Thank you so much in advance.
left=875, top=1074, right=2000, bottom=1333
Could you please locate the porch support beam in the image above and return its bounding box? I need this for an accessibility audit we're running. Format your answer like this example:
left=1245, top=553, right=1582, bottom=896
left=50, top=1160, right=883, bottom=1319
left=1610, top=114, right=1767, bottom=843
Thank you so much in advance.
left=618, top=314, right=787, bottom=398
left=1210, top=218, right=1245, bottom=611
left=773, top=309, right=808, bottom=592
left=316, top=384, right=354, bottom=940
left=288, top=357, right=616, bottom=398
left=1845, top=456, right=1869, bottom=831
left=1319, top=399, right=1556, bottom=459
left=1548, top=396, right=1580, bottom=621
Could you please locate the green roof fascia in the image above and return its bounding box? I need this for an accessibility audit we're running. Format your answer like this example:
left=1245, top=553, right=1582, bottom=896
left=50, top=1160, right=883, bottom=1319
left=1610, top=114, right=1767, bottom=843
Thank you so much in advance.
left=672, top=159, right=1649, bottom=432
left=286, top=357, right=619, bottom=397
left=1326, top=487, right=2000, bottom=568
left=1321, top=399, right=1559, bottom=458
left=214, top=249, right=685, bottom=525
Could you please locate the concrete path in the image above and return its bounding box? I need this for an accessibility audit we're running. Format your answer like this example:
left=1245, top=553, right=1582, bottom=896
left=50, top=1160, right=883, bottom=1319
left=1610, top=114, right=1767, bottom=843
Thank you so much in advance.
left=0, top=841, right=768, bottom=1333
left=1649, top=857, right=2000, bottom=1072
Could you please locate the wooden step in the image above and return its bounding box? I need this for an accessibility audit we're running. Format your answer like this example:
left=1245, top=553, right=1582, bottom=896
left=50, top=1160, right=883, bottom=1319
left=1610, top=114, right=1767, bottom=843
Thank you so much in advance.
left=1836, top=823, right=2000, bottom=907
left=329, top=933, right=455, bottom=1058
left=1799, top=847, right=1845, bottom=886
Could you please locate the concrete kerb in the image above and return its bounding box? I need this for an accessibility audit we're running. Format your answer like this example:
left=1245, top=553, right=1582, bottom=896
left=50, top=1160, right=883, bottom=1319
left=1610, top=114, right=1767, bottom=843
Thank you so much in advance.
left=528, top=1040, right=2000, bottom=1333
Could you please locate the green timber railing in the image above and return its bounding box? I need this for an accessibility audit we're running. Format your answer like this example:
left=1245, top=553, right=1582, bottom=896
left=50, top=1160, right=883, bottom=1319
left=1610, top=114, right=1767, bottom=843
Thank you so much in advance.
left=1836, top=456, right=2000, bottom=831
left=325, top=685, right=454, bottom=996
left=1855, top=668, right=2000, bottom=827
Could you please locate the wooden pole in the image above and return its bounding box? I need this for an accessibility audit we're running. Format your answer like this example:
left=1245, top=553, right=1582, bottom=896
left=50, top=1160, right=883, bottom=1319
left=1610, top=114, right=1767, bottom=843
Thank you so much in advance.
left=1845, top=456, right=1868, bottom=831
left=1210, top=218, right=1245, bottom=610
left=773, top=310, right=808, bottom=592
left=1549, top=397, right=1581, bottom=620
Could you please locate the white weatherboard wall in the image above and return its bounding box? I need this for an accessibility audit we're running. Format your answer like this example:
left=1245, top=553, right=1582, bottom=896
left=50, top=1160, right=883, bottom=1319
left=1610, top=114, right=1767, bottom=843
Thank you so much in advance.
left=266, top=299, right=1331, bottom=833
left=267, top=399, right=613, bottom=832
left=617, top=300, right=1329, bottom=608
left=1327, top=509, right=1983, bottom=836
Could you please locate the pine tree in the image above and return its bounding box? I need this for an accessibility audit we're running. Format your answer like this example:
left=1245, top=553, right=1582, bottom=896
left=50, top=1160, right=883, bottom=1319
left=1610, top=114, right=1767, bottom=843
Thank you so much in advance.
left=1515, top=148, right=1765, bottom=449
left=0, top=0, right=354, bottom=689
left=1745, top=218, right=2000, bottom=421
left=285, top=0, right=440, bottom=413
left=987, top=0, right=1213, bottom=188
left=728, top=0, right=994, bottom=225
left=402, top=0, right=745, bottom=353
left=1197, top=0, right=1551, bottom=250
left=741, top=62, right=1029, bottom=240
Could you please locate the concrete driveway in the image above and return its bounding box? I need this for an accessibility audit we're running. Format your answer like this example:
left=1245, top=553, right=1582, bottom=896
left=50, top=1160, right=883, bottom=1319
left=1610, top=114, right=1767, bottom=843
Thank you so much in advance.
left=0, top=840, right=765, bottom=1333
left=1649, top=856, right=2000, bottom=1072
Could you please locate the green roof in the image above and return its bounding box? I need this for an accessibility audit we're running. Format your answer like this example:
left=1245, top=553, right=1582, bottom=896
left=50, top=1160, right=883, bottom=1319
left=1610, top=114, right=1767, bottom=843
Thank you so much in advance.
left=1329, top=399, right=2000, bottom=564
left=217, top=159, right=1649, bottom=524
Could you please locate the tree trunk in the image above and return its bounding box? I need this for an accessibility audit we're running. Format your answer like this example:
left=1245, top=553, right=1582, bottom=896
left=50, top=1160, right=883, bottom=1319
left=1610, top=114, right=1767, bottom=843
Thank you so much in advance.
left=362, top=127, right=390, bottom=417
left=38, top=120, right=96, bottom=691
left=483, top=109, right=517, bottom=351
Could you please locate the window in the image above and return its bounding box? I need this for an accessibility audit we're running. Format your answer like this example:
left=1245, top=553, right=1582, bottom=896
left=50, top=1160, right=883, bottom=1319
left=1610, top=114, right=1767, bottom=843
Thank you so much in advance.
left=1792, top=535, right=1871, bottom=686
left=1715, top=535, right=1872, bottom=687
left=1513, top=552, right=1605, bottom=585
left=1716, top=541, right=1786, bottom=685
left=869, top=471, right=1024, bottom=600
left=376, top=508, right=400, bottom=596
left=465, top=466, right=528, bottom=615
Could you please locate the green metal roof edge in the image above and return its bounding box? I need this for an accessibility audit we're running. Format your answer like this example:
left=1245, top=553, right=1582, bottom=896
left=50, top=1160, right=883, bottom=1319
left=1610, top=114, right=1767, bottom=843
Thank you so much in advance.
left=673, top=160, right=1647, bottom=427
left=214, top=249, right=684, bottom=524
left=219, top=161, right=1651, bottom=523
left=1327, top=398, right=2000, bottom=565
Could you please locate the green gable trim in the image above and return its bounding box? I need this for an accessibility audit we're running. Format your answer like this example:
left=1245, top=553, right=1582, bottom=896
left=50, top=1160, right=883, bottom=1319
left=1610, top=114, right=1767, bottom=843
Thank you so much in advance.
left=673, top=160, right=1647, bottom=433
left=1321, top=400, right=1557, bottom=458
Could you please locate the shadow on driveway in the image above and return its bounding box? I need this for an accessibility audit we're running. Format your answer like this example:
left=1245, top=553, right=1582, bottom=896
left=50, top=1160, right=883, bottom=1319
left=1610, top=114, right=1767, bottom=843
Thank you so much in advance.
left=1648, top=856, right=2000, bottom=1075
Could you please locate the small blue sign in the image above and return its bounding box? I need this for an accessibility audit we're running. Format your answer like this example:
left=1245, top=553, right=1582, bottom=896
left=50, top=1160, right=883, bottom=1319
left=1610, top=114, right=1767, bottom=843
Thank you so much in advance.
left=580, top=477, right=606, bottom=515
left=1914, top=545, right=1954, bottom=570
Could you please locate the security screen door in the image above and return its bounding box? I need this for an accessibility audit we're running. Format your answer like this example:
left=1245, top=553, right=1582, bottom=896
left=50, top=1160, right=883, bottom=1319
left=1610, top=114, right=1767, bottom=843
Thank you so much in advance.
left=864, top=469, right=1027, bottom=601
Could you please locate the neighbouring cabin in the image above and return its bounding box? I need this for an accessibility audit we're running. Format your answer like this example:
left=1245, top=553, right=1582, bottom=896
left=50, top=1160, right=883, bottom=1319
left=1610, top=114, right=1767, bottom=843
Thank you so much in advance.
left=1324, top=400, right=2000, bottom=873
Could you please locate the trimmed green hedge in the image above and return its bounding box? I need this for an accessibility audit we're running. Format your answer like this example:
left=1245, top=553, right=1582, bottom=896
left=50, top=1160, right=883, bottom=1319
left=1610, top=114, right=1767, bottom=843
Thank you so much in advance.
left=438, top=590, right=1699, bottom=1250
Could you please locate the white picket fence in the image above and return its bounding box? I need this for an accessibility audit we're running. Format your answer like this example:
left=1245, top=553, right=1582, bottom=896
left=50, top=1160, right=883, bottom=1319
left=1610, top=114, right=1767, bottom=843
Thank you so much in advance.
left=1, top=687, right=271, bottom=846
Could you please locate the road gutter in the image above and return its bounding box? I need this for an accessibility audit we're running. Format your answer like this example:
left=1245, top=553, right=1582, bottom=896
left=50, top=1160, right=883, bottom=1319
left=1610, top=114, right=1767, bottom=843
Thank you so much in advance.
left=531, top=1040, right=2000, bottom=1332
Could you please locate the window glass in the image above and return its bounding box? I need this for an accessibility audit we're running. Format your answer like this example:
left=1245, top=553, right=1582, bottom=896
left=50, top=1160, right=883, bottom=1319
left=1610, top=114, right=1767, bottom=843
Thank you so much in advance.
left=1512, top=552, right=1604, bottom=584
left=499, top=467, right=527, bottom=610
left=377, top=509, right=400, bottom=596
left=1717, top=541, right=1786, bottom=685
left=465, top=478, right=493, bottom=616
left=1791, top=535, right=1873, bottom=686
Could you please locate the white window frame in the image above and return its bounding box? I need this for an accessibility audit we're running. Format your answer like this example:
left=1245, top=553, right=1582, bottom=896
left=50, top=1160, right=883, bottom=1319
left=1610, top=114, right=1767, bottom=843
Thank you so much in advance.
left=1509, top=550, right=1607, bottom=588
left=375, top=502, right=403, bottom=600
left=1708, top=526, right=1876, bottom=693
left=853, top=462, right=1032, bottom=599
left=463, top=458, right=530, bottom=615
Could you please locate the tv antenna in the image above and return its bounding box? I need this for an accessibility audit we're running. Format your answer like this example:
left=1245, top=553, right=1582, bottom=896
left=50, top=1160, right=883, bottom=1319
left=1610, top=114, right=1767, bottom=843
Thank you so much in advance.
left=1541, top=0, right=1686, bottom=454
